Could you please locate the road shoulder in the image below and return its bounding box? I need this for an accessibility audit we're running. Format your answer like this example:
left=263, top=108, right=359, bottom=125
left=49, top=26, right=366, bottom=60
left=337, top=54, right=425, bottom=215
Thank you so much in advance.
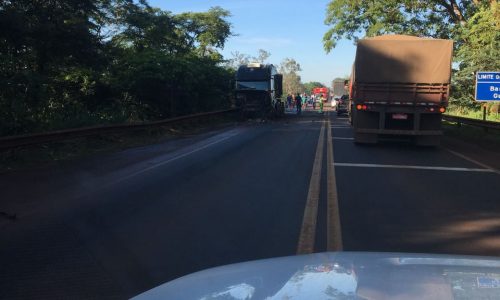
left=441, top=134, right=500, bottom=171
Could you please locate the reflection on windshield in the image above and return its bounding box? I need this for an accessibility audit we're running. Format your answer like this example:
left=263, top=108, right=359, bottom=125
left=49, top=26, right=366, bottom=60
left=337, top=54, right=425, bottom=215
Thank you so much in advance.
left=195, top=259, right=500, bottom=299
left=133, top=252, right=500, bottom=300
left=445, top=270, right=500, bottom=299
left=198, top=262, right=358, bottom=300
left=267, top=263, right=358, bottom=299
left=200, top=283, right=255, bottom=300
left=236, top=81, right=269, bottom=90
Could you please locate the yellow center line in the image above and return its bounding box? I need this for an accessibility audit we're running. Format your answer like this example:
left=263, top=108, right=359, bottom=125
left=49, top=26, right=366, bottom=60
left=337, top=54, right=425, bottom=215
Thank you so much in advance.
left=297, top=121, right=325, bottom=255
left=326, top=113, right=343, bottom=251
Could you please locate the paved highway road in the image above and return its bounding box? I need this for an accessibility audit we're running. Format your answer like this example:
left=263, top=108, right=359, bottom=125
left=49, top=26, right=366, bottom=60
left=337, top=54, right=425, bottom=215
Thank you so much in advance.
left=0, top=110, right=499, bottom=299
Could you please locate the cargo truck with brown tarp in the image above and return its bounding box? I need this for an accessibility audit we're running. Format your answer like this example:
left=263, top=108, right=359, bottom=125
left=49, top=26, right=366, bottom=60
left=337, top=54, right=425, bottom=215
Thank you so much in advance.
left=349, top=35, right=453, bottom=145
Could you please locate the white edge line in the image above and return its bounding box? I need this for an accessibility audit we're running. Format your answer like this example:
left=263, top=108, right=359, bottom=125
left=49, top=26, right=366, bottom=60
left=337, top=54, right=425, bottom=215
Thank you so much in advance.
left=115, top=134, right=237, bottom=183
left=333, top=137, right=354, bottom=140
left=333, top=162, right=495, bottom=173
left=443, top=148, right=500, bottom=175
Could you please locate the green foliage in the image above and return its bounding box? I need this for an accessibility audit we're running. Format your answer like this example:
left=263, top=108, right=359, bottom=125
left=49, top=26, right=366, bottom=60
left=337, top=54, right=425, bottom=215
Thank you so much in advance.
left=451, top=2, right=500, bottom=110
left=279, top=58, right=304, bottom=95
left=0, top=0, right=233, bottom=136
left=175, top=7, right=232, bottom=56
left=323, top=0, right=483, bottom=52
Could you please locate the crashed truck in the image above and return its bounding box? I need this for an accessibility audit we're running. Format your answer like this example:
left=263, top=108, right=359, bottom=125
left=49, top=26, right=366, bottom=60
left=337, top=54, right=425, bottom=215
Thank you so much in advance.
left=349, top=35, right=453, bottom=146
left=235, top=63, right=284, bottom=118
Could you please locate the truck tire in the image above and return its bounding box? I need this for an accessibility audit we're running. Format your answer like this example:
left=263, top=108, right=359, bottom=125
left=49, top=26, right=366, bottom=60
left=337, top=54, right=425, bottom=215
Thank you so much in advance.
left=354, top=132, right=378, bottom=144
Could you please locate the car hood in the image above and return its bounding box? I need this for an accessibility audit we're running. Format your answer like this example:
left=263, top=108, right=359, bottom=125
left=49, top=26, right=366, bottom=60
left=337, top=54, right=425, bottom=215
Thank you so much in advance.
left=132, top=252, right=500, bottom=300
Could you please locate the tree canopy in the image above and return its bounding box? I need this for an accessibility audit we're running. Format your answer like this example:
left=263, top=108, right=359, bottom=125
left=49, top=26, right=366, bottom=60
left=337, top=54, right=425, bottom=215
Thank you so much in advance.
left=0, top=0, right=234, bottom=136
left=226, top=49, right=271, bottom=70
left=279, top=58, right=304, bottom=95
left=323, top=0, right=493, bottom=52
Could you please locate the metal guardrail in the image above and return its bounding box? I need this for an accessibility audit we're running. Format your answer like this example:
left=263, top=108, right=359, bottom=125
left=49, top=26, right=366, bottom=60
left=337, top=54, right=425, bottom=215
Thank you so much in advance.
left=0, top=108, right=237, bottom=150
left=442, top=114, right=500, bottom=130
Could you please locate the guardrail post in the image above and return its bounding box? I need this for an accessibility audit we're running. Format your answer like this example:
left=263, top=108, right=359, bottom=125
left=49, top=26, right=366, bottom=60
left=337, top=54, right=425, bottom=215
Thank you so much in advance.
left=483, top=105, right=488, bottom=133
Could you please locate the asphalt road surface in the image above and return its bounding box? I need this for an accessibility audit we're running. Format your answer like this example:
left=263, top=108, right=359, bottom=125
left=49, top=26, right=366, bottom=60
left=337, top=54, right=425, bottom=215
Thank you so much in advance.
left=1, top=109, right=499, bottom=299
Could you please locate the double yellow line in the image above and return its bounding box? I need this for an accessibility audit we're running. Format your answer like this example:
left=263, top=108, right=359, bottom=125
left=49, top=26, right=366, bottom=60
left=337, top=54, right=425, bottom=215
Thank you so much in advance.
left=297, top=113, right=343, bottom=254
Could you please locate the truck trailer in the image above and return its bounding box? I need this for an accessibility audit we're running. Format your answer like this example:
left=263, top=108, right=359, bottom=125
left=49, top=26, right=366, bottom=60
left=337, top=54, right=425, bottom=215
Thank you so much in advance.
left=349, top=35, right=453, bottom=146
left=235, top=63, right=284, bottom=118
left=332, top=79, right=348, bottom=98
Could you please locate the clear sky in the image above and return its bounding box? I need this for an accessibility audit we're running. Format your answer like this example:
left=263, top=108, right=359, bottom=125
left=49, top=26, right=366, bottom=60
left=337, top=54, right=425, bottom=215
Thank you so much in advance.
left=149, top=0, right=357, bottom=86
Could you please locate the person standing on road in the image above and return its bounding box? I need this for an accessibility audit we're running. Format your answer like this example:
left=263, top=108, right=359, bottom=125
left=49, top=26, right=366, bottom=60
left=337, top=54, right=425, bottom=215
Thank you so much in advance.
left=295, top=93, right=302, bottom=115
left=286, top=94, right=292, bottom=108
left=312, top=94, right=316, bottom=110
left=319, top=94, right=325, bottom=113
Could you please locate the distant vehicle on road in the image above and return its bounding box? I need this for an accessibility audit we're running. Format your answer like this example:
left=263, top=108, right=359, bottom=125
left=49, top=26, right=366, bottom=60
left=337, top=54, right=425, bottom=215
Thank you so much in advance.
left=312, top=87, right=329, bottom=102
left=336, top=95, right=349, bottom=116
left=311, top=87, right=329, bottom=110
left=312, top=87, right=329, bottom=97
left=235, top=63, right=284, bottom=118
left=332, top=79, right=348, bottom=98
left=349, top=35, right=453, bottom=145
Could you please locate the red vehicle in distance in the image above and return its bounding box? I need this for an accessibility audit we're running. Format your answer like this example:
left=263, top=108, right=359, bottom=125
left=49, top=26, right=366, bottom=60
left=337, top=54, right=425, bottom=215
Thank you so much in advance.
left=312, top=87, right=328, bottom=98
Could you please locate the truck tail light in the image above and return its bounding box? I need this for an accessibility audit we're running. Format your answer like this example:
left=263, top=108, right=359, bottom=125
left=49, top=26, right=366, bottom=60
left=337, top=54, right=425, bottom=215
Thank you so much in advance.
left=356, top=104, right=362, bottom=110
left=439, top=107, right=446, bottom=113
left=362, top=105, right=367, bottom=110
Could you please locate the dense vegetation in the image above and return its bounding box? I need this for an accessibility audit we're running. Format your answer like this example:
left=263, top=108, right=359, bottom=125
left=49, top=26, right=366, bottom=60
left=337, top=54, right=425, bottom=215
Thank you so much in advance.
left=323, top=0, right=500, bottom=116
left=0, top=0, right=234, bottom=136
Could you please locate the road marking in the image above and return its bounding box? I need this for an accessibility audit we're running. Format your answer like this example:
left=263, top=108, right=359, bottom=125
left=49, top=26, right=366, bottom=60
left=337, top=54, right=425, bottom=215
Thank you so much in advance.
left=294, top=120, right=319, bottom=124
left=333, top=137, right=354, bottom=140
left=114, top=134, right=238, bottom=184
left=272, top=128, right=319, bottom=132
left=334, top=162, right=495, bottom=173
left=444, top=148, right=500, bottom=175
left=297, top=121, right=325, bottom=255
left=326, top=116, right=343, bottom=251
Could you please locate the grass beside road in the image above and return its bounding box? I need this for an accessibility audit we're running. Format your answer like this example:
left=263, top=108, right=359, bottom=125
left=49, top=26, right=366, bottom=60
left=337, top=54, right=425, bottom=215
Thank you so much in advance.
left=445, top=109, right=500, bottom=122
left=0, top=114, right=237, bottom=173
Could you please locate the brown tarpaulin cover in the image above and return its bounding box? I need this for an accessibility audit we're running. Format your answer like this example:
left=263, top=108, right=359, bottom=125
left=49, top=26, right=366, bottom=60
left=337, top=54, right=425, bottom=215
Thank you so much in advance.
left=354, top=35, right=453, bottom=84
